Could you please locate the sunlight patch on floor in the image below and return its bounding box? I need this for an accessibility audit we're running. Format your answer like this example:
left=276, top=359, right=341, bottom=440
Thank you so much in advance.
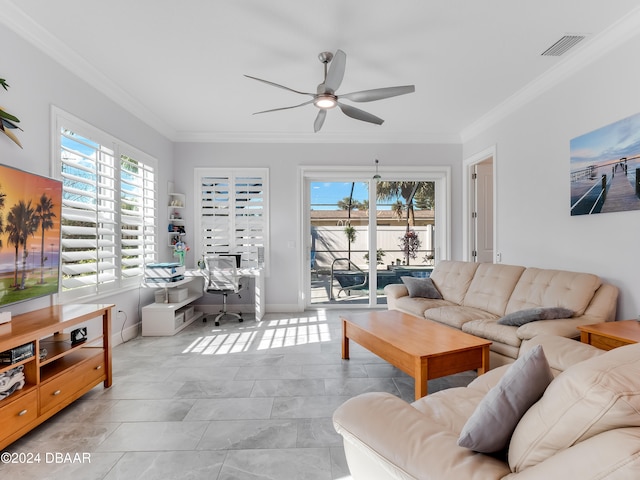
left=182, top=311, right=333, bottom=355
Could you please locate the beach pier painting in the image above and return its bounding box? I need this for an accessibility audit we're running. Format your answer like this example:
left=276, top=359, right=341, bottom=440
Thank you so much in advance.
left=570, top=112, right=640, bottom=216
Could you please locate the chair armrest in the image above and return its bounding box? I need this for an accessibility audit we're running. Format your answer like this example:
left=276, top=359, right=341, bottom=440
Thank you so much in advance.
left=333, top=392, right=510, bottom=479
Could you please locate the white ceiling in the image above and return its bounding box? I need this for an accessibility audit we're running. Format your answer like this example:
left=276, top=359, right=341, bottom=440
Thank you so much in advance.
left=3, top=0, right=640, bottom=143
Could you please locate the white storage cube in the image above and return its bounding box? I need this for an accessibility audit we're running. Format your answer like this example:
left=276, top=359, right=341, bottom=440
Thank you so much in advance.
left=155, top=290, right=167, bottom=303
left=168, top=288, right=188, bottom=303
left=178, top=305, right=195, bottom=321
left=173, top=312, right=185, bottom=329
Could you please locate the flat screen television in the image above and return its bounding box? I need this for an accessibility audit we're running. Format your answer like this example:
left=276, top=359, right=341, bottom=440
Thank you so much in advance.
left=0, top=164, right=62, bottom=309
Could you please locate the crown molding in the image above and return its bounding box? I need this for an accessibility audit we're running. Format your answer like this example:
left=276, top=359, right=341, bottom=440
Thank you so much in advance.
left=0, top=0, right=176, bottom=139
left=173, top=130, right=461, bottom=144
left=460, top=5, right=640, bottom=143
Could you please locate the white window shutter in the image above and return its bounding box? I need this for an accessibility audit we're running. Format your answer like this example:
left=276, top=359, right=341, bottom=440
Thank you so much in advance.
left=196, top=168, right=268, bottom=271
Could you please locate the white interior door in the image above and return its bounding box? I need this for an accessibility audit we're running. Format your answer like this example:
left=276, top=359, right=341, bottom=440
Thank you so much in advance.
left=472, top=158, right=494, bottom=263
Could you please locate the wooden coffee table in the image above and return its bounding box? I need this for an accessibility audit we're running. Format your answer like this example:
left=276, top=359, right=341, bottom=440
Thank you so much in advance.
left=342, top=310, right=492, bottom=400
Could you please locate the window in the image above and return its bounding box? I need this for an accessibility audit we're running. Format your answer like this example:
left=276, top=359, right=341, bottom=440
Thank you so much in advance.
left=194, top=168, right=268, bottom=271
left=53, top=108, right=157, bottom=299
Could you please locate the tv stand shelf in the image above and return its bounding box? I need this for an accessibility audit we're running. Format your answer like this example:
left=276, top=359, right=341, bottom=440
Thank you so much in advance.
left=0, top=304, right=113, bottom=450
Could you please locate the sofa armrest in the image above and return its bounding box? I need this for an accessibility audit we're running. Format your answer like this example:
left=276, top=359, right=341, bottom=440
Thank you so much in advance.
left=333, top=392, right=510, bottom=480
left=384, top=284, right=409, bottom=311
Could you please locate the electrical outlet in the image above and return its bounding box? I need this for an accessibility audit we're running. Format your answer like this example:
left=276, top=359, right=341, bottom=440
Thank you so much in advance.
left=496, top=252, right=502, bottom=263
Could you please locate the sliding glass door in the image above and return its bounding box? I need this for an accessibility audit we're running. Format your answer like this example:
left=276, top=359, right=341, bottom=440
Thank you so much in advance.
left=303, top=167, right=447, bottom=308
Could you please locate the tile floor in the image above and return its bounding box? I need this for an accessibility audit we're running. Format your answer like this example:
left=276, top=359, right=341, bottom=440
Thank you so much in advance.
left=0, top=309, right=476, bottom=480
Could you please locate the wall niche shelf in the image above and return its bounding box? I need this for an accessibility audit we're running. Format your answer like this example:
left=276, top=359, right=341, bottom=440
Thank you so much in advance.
left=168, top=192, right=186, bottom=247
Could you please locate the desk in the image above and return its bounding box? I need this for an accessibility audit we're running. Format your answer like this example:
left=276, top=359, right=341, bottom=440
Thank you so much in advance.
left=193, top=267, right=265, bottom=321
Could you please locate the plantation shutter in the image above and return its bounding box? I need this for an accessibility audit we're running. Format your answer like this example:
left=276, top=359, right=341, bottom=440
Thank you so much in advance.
left=55, top=108, right=158, bottom=298
left=59, top=130, right=117, bottom=292
left=196, top=168, right=268, bottom=270
left=120, top=153, right=157, bottom=278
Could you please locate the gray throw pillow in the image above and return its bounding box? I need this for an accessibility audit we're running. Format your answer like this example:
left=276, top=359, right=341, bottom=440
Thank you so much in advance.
left=497, top=307, right=574, bottom=327
left=457, top=344, right=553, bottom=453
left=400, top=276, right=443, bottom=299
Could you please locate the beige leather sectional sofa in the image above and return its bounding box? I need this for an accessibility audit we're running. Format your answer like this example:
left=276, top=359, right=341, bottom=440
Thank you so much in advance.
left=384, top=260, right=618, bottom=367
left=333, top=335, right=640, bottom=479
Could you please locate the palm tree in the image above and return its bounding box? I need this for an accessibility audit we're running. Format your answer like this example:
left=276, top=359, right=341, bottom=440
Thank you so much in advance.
left=6, top=206, right=23, bottom=288
left=35, top=193, right=56, bottom=283
left=376, top=181, right=435, bottom=264
left=7, top=200, right=38, bottom=290
left=337, top=197, right=364, bottom=212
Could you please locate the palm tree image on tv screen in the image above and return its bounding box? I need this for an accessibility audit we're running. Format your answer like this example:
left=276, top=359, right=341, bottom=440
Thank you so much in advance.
left=0, top=164, right=62, bottom=308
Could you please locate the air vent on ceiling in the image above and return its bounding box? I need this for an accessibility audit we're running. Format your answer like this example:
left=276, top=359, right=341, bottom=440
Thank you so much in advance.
left=541, top=35, right=586, bottom=56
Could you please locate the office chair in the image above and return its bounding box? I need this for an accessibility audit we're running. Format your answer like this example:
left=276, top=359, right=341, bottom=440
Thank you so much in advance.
left=203, top=255, right=244, bottom=326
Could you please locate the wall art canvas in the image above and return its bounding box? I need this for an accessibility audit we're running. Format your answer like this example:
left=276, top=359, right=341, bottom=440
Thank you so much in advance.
left=0, top=164, right=62, bottom=308
left=570, top=112, right=640, bottom=216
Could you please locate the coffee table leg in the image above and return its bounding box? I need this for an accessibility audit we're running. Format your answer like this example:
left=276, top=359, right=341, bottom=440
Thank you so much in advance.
left=477, top=345, right=490, bottom=375
left=342, top=320, right=350, bottom=360
left=415, top=357, right=428, bottom=400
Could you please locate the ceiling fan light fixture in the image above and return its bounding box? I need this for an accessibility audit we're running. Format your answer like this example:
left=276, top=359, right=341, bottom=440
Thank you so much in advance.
left=314, top=95, right=337, bottom=109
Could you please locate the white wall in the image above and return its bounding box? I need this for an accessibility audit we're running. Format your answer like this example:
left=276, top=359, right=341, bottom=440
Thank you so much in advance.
left=173, top=142, right=462, bottom=311
left=463, top=34, right=640, bottom=320
left=0, top=25, right=174, bottom=342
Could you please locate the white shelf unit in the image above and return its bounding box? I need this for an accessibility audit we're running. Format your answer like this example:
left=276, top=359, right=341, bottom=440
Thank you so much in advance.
left=168, top=192, right=186, bottom=247
left=141, top=277, right=203, bottom=336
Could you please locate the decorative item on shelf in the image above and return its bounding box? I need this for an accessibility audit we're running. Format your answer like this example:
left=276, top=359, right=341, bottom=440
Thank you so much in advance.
left=0, top=342, right=34, bottom=365
left=70, top=327, right=88, bottom=346
left=173, top=241, right=190, bottom=266
left=0, top=78, right=23, bottom=148
left=0, top=364, right=25, bottom=400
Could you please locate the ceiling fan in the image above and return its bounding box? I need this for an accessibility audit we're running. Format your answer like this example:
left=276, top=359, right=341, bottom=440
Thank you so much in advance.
left=244, top=49, right=415, bottom=132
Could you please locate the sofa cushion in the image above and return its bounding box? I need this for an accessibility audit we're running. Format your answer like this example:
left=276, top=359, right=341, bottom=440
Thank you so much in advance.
left=458, top=344, right=553, bottom=453
left=462, top=263, right=525, bottom=316
left=505, top=268, right=601, bottom=316
left=400, top=276, right=443, bottom=299
left=462, top=318, right=521, bottom=348
left=394, top=296, right=454, bottom=318
left=508, top=342, right=640, bottom=473
left=424, top=305, right=498, bottom=330
left=497, top=307, right=574, bottom=327
left=429, top=260, right=480, bottom=304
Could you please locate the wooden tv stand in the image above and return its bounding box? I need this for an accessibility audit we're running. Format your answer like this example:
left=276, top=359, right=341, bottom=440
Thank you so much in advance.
left=0, top=304, right=113, bottom=450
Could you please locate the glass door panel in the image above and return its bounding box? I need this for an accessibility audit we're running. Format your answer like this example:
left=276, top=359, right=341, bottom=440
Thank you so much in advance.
left=309, top=181, right=369, bottom=305
left=374, top=180, right=436, bottom=305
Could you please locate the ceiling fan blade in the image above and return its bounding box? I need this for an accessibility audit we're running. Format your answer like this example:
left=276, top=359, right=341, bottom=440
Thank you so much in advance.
left=324, top=49, right=346, bottom=93
left=314, top=109, right=327, bottom=132
left=244, top=74, right=314, bottom=97
left=337, top=102, right=384, bottom=125
left=253, top=99, right=315, bottom=115
left=340, top=85, right=415, bottom=102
